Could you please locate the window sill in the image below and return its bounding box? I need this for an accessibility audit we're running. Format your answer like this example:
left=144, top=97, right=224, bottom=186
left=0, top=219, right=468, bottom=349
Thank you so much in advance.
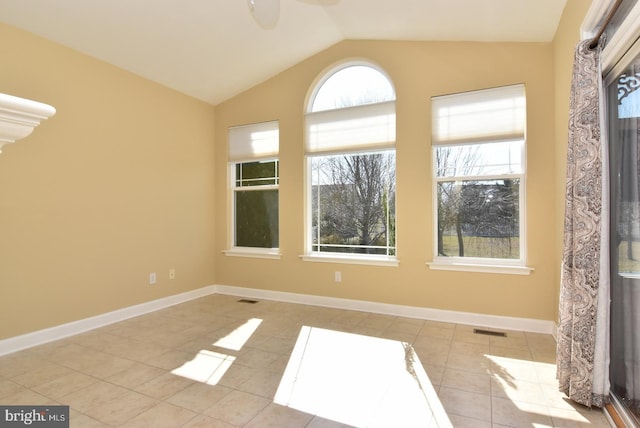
left=224, top=248, right=281, bottom=260
left=300, top=253, right=399, bottom=267
left=427, top=261, right=533, bottom=275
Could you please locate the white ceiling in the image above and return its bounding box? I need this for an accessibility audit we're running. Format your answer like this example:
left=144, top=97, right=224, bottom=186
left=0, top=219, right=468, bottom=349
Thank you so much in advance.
left=0, top=0, right=569, bottom=106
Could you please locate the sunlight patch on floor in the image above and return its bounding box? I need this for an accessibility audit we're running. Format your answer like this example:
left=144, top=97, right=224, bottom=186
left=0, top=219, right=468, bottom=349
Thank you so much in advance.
left=213, top=318, right=263, bottom=351
left=274, top=326, right=452, bottom=428
left=171, top=350, right=235, bottom=385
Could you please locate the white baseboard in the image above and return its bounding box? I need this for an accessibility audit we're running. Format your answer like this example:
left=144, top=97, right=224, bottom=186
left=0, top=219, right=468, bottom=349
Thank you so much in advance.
left=215, top=284, right=555, bottom=335
left=0, top=285, right=217, bottom=357
left=0, top=283, right=555, bottom=357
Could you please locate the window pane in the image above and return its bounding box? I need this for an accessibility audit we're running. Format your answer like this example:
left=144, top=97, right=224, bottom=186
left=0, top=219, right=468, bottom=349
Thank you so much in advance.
left=311, top=65, right=395, bottom=112
left=235, top=189, right=279, bottom=248
left=435, top=141, right=523, bottom=178
left=236, top=161, right=278, bottom=187
left=311, top=151, right=396, bottom=255
left=437, top=179, right=519, bottom=259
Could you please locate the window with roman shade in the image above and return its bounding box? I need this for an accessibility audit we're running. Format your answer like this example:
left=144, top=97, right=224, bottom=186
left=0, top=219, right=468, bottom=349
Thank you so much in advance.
left=227, top=120, right=280, bottom=256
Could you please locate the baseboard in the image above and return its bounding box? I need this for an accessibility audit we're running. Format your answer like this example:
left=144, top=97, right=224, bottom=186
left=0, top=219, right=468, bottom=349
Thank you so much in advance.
left=0, top=285, right=217, bottom=357
left=0, top=283, right=556, bottom=357
left=214, top=285, right=556, bottom=335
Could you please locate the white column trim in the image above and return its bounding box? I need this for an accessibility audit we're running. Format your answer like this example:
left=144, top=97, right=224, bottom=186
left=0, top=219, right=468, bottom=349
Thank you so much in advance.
left=0, top=93, right=56, bottom=154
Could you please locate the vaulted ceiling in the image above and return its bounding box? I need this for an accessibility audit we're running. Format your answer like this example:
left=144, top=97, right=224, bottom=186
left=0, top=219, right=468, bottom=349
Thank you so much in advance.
left=0, top=0, right=568, bottom=105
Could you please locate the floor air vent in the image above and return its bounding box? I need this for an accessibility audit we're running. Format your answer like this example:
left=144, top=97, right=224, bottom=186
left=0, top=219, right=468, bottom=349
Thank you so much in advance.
left=237, top=299, right=259, bottom=304
left=473, top=328, right=507, bottom=337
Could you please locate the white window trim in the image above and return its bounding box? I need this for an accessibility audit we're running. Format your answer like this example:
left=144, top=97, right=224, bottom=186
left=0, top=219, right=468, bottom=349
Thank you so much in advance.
left=303, top=151, right=398, bottom=263
left=430, top=142, right=529, bottom=272
left=300, top=253, right=399, bottom=267
left=303, top=61, right=398, bottom=265
left=427, top=260, right=533, bottom=275
left=228, top=159, right=280, bottom=255
left=224, top=247, right=282, bottom=260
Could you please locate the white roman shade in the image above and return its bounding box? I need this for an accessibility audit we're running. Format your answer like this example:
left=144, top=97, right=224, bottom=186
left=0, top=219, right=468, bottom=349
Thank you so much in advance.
left=228, top=120, right=279, bottom=161
left=305, top=100, right=396, bottom=154
left=432, top=84, right=526, bottom=146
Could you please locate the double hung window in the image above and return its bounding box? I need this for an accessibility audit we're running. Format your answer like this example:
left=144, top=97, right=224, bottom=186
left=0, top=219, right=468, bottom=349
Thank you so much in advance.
left=304, top=63, right=397, bottom=262
left=431, top=84, right=529, bottom=272
left=228, top=121, right=279, bottom=255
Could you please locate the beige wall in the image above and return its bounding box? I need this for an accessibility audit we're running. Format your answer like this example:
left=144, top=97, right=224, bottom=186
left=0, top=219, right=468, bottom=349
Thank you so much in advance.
left=0, top=24, right=217, bottom=339
left=0, top=1, right=594, bottom=341
left=552, top=0, right=593, bottom=321
left=215, top=40, right=562, bottom=321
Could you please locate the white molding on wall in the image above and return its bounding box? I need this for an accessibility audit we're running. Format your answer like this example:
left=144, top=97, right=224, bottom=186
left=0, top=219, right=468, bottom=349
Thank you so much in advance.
left=0, top=93, right=56, bottom=154
left=215, top=285, right=556, bottom=335
left=0, top=284, right=555, bottom=356
left=0, top=285, right=217, bottom=356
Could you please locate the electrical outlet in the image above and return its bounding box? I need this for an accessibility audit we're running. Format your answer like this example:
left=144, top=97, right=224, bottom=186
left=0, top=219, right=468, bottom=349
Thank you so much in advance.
left=334, top=271, right=342, bottom=282
left=149, top=272, right=156, bottom=285
left=169, top=269, right=175, bottom=280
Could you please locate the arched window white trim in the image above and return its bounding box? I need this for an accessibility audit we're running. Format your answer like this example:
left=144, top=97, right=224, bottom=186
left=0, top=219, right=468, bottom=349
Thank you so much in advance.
left=302, top=61, right=398, bottom=266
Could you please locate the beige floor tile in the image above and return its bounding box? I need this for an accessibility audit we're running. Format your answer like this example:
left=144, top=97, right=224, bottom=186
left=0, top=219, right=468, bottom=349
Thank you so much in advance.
left=441, top=367, right=491, bottom=395
left=0, top=352, right=49, bottom=378
left=32, top=371, right=99, bottom=400
left=417, top=322, right=455, bottom=341
left=237, top=367, right=284, bottom=398
left=450, top=340, right=491, bottom=356
left=166, top=382, right=232, bottom=413
left=413, top=336, right=451, bottom=367
left=69, top=410, right=110, bottom=428
left=438, top=386, right=492, bottom=422
left=548, top=406, right=610, bottom=427
left=1, top=388, right=58, bottom=405
left=236, top=347, right=282, bottom=369
left=448, top=413, right=492, bottom=428
left=216, top=362, right=259, bottom=388
left=85, top=390, right=158, bottom=426
left=244, top=403, right=314, bottom=428
left=0, top=295, right=612, bottom=428
left=489, top=344, right=533, bottom=360
left=11, top=361, right=76, bottom=388
left=181, top=414, right=237, bottom=428
left=134, top=372, right=194, bottom=400
left=489, top=356, right=539, bottom=383
left=491, top=377, right=548, bottom=406
left=489, top=330, right=529, bottom=349
left=145, top=348, right=196, bottom=370
left=63, top=381, right=130, bottom=412
left=446, top=352, right=492, bottom=374
left=76, top=354, right=137, bottom=379
left=121, top=402, right=197, bottom=428
left=452, top=326, right=492, bottom=346
left=358, top=314, right=396, bottom=330
left=105, top=362, right=165, bottom=389
left=0, top=378, right=27, bottom=400
left=306, top=417, right=355, bottom=428
left=422, top=364, right=445, bottom=386
left=491, top=396, right=554, bottom=427
left=246, top=335, right=296, bottom=355
left=204, top=390, right=271, bottom=426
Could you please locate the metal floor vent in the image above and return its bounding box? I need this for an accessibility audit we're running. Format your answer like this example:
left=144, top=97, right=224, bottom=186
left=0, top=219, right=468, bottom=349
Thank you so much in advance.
left=237, top=299, right=259, bottom=304
left=473, top=328, right=507, bottom=337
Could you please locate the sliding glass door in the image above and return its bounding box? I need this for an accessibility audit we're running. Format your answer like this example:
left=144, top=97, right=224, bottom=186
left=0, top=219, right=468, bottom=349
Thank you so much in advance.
left=608, top=42, right=640, bottom=426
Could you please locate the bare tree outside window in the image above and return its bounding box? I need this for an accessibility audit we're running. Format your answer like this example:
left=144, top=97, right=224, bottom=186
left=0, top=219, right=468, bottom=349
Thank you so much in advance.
left=312, top=151, right=396, bottom=255
left=306, top=63, right=396, bottom=257
left=435, top=143, right=521, bottom=259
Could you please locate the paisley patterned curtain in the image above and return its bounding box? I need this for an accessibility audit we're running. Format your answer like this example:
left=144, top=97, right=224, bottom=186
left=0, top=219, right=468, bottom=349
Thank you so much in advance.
left=557, top=39, right=611, bottom=408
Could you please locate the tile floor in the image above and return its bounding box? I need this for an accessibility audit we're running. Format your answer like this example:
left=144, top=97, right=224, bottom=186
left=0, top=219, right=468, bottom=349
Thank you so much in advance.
left=0, top=294, right=611, bottom=427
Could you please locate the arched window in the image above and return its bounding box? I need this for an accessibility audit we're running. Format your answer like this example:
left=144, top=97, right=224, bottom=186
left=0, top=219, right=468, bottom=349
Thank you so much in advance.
left=304, top=62, right=397, bottom=262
